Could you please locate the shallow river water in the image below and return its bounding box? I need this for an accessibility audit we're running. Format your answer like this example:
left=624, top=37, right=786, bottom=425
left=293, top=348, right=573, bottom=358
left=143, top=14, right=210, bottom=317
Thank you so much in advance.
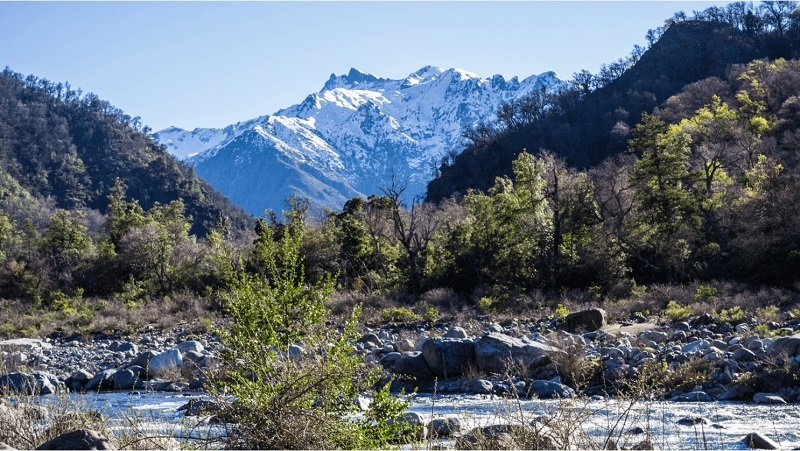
left=37, top=391, right=800, bottom=449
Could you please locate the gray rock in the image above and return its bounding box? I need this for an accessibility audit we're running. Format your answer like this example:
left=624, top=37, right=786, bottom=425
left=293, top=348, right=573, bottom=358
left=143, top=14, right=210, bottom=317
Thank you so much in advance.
left=444, top=327, right=469, bottom=339
left=421, top=338, right=475, bottom=378
left=84, top=369, right=116, bottom=392
left=109, top=341, right=138, bottom=355
left=111, top=367, right=145, bottom=390
left=742, top=432, right=781, bottom=449
left=175, top=340, right=204, bottom=355
left=639, top=331, right=669, bottom=344
left=146, top=349, right=182, bottom=379
left=456, top=424, right=555, bottom=450
left=379, top=352, right=402, bottom=367
left=392, top=351, right=434, bottom=381
left=35, top=429, right=115, bottom=450
left=179, top=399, right=223, bottom=416
left=669, top=391, right=713, bottom=402
left=766, top=334, right=800, bottom=357
left=395, top=338, right=415, bottom=352
left=70, top=369, right=93, bottom=383
left=0, top=372, right=60, bottom=395
left=677, top=416, right=708, bottom=426
left=129, top=350, right=159, bottom=369
left=470, top=379, right=493, bottom=394
left=560, top=308, right=606, bottom=333
left=427, top=417, right=462, bottom=439
left=753, top=393, right=786, bottom=405
left=732, top=348, right=756, bottom=362
left=474, top=332, right=559, bottom=375
left=526, top=380, right=574, bottom=399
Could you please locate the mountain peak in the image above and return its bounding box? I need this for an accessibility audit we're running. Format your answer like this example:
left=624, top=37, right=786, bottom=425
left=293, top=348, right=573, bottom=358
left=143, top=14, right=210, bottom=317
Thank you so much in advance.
left=323, top=68, right=381, bottom=91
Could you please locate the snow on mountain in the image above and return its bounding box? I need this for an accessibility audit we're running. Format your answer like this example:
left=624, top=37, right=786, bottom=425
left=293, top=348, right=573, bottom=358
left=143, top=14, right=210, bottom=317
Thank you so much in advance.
left=156, top=67, right=564, bottom=216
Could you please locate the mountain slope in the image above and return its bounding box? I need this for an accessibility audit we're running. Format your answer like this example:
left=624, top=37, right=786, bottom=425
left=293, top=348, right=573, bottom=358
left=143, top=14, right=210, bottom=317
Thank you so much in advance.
left=0, top=68, right=253, bottom=236
left=157, top=67, right=564, bottom=215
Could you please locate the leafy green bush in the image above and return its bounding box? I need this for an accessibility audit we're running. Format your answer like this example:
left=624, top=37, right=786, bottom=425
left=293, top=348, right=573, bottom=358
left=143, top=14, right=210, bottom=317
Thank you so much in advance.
left=215, top=222, right=412, bottom=449
left=662, top=300, right=691, bottom=322
left=380, top=307, right=422, bottom=324
left=554, top=303, right=570, bottom=318
left=716, top=305, right=745, bottom=323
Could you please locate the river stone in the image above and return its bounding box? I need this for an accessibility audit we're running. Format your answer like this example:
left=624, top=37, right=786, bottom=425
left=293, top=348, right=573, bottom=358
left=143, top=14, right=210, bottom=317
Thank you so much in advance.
left=474, top=332, right=558, bottom=375
left=84, top=369, right=116, bottom=391
left=456, top=424, right=555, bottom=450
left=733, top=348, right=756, bottom=362
left=109, top=341, right=138, bottom=356
left=35, top=429, right=115, bottom=450
left=147, top=349, right=182, bottom=378
left=70, top=369, right=93, bottom=383
left=0, top=442, right=14, bottom=449
left=421, top=338, right=475, bottom=378
left=392, top=351, right=434, bottom=381
left=669, top=391, right=713, bottom=402
left=112, top=367, right=143, bottom=390
left=640, top=330, right=669, bottom=344
left=379, top=352, right=402, bottom=367
left=753, top=393, right=786, bottom=405
left=0, top=372, right=59, bottom=395
left=395, top=338, right=415, bottom=352
left=743, top=432, right=781, bottom=449
left=470, top=379, right=493, bottom=394
left=357, top=333, right=382, bottom=348
left=444, top=327, right=469, bottom=339
left=175, top=340, right=204, bottom=355
left=526, top=380, right=574, bottom=399
left=427, top=417, right=462, bottom=439
left=677, top=416, right=708, bottom=426
left=766, top=334, right=800, bottom=357
left=560, top=308, right=606, bottom=333
left=128, top=350, right=159, bottom=370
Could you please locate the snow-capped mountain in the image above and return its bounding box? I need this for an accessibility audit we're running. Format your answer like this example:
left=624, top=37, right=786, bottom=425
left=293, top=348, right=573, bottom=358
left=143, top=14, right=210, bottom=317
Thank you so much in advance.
left=155, top=66, right=564, bottom=216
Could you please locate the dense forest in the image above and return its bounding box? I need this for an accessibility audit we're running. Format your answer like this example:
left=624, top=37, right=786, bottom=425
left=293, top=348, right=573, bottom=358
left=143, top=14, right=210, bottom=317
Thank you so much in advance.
left=0, top=2, right=799, bottom=336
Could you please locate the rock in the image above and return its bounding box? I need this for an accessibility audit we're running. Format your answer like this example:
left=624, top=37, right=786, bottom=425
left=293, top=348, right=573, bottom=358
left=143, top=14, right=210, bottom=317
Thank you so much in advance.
left=35, top=429, right=115, bottom=450
left=175, top=340, right=204, bottom=354
left=392, top=351, right=434, bottom=381
left=629, top=440, right=654, bottom=450
left=146, top=349, right=182, bottom=379
left=357, top=333, right=383, bottom=348
left=111, top=367, right=144, bottom=390
left=128, top=350, right=159, bottom=369
left=84, top=370, right=116, bottom=392
left=0, top=443, right=15, bottom=450
left=639, top=331, right=669, bottom=344
left=109, top=341, right=138, bottom=355
left=766, top=334, right=800, bottom=357
left=395, top=338, right=415, bottom=352
left=421, top=338, right=475, bottom=378
left=427, top=417, right=462, bottom=439
left=560, top=308, right=606, bottom=333
left=70, top=369, right=93, bottom=384
left=287, top=345, right=303, bottom=360
left=677, top=416, right=708, bottom=426
left=0, top=372, right=60, bottom=395
left=526, top=380, right=574, bottom=399
left=669, top=391, right=713, bottom=402
left=753, top=393, right=786, bottom=405
left=378, top=352, right=402, bottom=367
left=742, top=432, right=781, bottom=449
left=474, top=333, right=559, bottom=375
left=732, top=348, right=756, bottom=362
left=456, top=424, right=555, bottom=450
left=444, top=327, right=469, bottom=339
left=469, top=379, right=493, bottom=394
left=388, top=411, right=426, bottom=441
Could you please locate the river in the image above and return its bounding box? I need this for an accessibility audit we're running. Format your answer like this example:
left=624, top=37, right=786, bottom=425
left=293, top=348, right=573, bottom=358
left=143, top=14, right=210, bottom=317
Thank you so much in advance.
left=32, top=391, right=800, bottom=449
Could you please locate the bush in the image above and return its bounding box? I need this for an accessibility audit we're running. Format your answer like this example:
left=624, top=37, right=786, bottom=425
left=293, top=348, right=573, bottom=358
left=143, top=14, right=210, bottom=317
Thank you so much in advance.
left=380, top=307, right=422, bottom=324
left=214, top=223, right=412, bottom=449
left=661, top=300, right=691, bottom=322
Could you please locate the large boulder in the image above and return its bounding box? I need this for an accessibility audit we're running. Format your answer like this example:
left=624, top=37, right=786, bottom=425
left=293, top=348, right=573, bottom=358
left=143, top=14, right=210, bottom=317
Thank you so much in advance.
left=766, top=335, right=800, bottom=358
left=84, top=370, right=116, bottom=392
left=35, top=429, right=115, bottom=450
left=456, top=424, right=556, bottom=450
left=526, top=380, right=575, bottom=399
left=474, top=333, right=559, bottom=375
left=559, top=308, right=606, bottom=333
left=420, top=338, right=475, bottom=378
left=742, top=432, right=781, bottom=450
left=146, top=349, right=183, bottom=379
left=0, top=372, right=60, bottom=395
left=392, top=351, right=434, bottom=381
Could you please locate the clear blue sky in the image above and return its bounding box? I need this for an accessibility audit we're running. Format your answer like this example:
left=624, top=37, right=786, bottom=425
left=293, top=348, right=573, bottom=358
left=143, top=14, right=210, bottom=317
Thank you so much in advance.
left=1, top=1, right=736, bottom=132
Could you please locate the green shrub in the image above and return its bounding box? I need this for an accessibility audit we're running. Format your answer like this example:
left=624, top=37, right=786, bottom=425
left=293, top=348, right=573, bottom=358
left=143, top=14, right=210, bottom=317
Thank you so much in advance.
left=662, top=300, right=691, bottom=322
left=757, top=305, right=780, bottom=322
left=380, top=307, right=422, bottom=324
left=694, top=285, right=717, bottom=301
left=215, top=223, right=412, bottom=449
left=716, top=305, right=746, bottom=323
left=554, top=303, right=570, bottom=318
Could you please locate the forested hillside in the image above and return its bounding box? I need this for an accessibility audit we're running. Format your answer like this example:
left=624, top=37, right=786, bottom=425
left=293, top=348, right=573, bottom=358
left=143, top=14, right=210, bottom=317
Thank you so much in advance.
left=0, top=68, right=252, bottom=237
left=427, top=2, right=800, bottom=201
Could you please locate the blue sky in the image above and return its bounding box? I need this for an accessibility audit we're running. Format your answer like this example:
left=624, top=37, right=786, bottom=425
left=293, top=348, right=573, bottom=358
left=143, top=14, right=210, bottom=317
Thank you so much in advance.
left=2, top=1, right=735, bottom=131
